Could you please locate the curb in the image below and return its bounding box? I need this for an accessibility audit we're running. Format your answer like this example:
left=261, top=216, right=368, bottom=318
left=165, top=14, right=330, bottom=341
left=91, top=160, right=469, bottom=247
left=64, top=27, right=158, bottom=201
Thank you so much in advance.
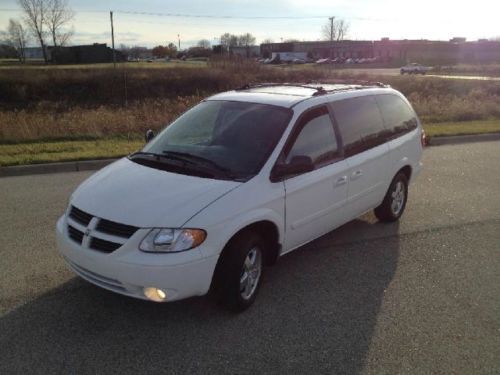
left=1, top=132, right=499, bottom=178
left=0, top=158, right=117, bottom=178
left=427, top=132, right=500, bottom=146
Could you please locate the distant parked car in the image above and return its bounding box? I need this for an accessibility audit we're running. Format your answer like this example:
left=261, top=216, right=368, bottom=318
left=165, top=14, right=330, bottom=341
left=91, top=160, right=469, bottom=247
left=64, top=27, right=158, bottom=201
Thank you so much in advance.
left=400, top=63, right=431, bottom=75
left=315, top=58, right=332, bottom=64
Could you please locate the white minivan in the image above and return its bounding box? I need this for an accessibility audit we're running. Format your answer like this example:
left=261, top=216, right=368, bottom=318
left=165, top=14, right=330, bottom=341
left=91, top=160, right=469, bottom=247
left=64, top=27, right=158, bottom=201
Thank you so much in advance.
left=56, top=83, right=424, bottom=311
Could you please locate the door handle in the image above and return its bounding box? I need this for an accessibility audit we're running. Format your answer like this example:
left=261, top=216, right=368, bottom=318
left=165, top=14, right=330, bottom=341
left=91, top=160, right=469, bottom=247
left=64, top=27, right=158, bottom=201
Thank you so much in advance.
left=335, top=176, right=348, bottom=186
left=351, top=170, right=363, bottom=180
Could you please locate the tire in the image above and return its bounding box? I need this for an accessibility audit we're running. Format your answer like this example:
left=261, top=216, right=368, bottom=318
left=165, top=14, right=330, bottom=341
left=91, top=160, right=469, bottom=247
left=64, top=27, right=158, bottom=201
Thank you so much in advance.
left=374, top=172, right=409, bottom=222
left=212, top=231, right=265, bottom=312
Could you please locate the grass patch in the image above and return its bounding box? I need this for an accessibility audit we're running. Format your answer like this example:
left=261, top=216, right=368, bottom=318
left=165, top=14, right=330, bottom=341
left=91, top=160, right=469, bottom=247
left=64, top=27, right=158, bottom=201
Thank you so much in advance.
left=1, top=120, right=499, bottom=167
left=1, top=60, right=500, bottom=143
left=0, top=60, right=207, bottom=70
left=0, top=138, right=143, bottom=166
left=423, top=119, right=500, bottom=137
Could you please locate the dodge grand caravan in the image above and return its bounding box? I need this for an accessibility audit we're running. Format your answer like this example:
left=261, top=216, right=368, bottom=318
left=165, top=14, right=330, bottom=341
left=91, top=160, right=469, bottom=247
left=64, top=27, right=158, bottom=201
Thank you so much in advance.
left=56, top=83, right=424, bottom=311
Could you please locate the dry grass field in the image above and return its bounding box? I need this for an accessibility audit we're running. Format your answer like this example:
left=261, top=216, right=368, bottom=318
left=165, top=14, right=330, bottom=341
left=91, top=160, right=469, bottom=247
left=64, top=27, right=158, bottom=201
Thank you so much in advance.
left=1, top=59, right=500, bottom=165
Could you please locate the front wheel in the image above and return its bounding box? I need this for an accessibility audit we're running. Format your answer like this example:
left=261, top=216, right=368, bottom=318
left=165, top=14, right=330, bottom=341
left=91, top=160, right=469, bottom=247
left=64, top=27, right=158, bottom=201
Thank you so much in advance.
left=374, top=173, right=409, bottom=222
left=212, top=232, right=264, bottom=312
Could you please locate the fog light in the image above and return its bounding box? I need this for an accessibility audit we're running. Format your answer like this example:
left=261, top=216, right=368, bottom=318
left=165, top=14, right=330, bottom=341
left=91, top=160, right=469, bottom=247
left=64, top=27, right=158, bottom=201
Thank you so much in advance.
left=143, top=287, right=167, bottom=302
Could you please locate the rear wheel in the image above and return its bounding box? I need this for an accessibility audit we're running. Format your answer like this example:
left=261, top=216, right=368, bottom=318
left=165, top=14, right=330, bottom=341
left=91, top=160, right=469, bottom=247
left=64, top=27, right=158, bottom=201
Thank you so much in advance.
left=374, top=173, right=409, bottom=222
left=213, top=231, right=264, bottom=312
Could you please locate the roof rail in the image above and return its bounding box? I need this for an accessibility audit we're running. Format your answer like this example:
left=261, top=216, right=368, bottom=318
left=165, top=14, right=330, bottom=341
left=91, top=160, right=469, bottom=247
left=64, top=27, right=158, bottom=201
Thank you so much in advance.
left=315, top=79, right=390, bottom=88
left=235, top=83, right=327, bottom=92
left=235, top=81, right=390, bottom=97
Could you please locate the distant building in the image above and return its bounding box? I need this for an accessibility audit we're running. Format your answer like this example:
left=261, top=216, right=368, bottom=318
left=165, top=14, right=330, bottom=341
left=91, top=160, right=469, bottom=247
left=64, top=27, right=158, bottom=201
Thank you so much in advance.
left=24, top=47, right=50, bottom=60
left=50, top=43, right=125, bottom=64
left=261, top=38, right=500, bottom=64
left=230, top=45, right=260, bottom=58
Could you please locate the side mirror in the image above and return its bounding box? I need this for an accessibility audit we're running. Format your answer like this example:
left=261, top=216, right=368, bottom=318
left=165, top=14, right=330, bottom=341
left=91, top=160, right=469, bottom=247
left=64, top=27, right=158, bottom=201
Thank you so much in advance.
left=145, top=129, right=155, bottom=143
left=271, top=155, right=314, bottom=181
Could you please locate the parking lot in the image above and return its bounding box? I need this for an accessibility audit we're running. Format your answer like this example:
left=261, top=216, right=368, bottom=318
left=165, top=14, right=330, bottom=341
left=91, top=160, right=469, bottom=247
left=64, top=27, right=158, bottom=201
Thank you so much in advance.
left=0, top=141, right=499, bottom=374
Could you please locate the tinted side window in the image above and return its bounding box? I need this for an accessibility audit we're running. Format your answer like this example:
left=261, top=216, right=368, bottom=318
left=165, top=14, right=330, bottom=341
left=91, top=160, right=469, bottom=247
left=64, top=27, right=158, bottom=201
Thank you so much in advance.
left=330, top=96, right=387, bottom=157
left=286, top=106, right=338, bottom=168
left=375, top=94, right=418, bottom=137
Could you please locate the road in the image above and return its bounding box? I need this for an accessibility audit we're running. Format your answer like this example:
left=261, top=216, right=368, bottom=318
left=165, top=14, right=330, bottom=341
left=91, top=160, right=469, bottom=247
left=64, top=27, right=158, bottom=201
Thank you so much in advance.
left=340, top=67, right=500, bottom=81
left=1, top=141, right=499, bottom=374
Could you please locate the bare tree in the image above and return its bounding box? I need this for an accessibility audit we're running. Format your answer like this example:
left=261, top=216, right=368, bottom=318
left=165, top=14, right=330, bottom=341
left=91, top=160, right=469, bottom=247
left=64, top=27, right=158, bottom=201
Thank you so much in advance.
left=17, top=0, right=49, bottom=62
left=197, top=39, right=211, bottom=49
left=45, top=0, right=74, bottom=47
left=220, top=33, right=238, bottom=52
left=261, top=38, right=274, bottom=44
left=321, top=18, right=350, bottom=41
left=238, top=33, right=256, bottom=47
left=6, top=19, right=29, bottom=62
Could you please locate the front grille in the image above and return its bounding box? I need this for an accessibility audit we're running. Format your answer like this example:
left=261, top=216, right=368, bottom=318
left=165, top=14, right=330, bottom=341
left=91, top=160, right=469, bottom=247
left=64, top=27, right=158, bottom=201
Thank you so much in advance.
left=89, top=237, right=122, bottom=253
left=69, top=206, right=92, bottom=226
left=68, top=225, right=84, bottom=244
left=66, top=205, right=139, bottom=254
left=96, top=218, right=138, bottom=238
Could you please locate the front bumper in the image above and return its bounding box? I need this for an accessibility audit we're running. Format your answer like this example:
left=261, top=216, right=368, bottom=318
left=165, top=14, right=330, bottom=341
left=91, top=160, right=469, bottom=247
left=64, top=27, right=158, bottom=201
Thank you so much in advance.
left=56, top=216, right=219, bottom=302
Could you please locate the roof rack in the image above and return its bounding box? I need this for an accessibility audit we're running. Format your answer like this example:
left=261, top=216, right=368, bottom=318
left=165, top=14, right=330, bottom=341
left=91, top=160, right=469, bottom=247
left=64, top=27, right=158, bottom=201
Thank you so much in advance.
left=235, top=81, right=389, bottom=97
left=235, top=83, right=323, bottom=91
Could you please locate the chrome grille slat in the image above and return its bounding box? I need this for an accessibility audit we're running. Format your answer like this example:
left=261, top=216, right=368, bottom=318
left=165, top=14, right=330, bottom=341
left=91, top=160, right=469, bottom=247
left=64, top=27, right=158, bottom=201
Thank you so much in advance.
left=68, top=225, right=84, bottom=244
left=89, top=237, right=122, bottom=253
left=66, top=217, right=87, bottom=232
left=69, top=206, right=92, bottom=226
left=96, top=219, right=139, bottom=238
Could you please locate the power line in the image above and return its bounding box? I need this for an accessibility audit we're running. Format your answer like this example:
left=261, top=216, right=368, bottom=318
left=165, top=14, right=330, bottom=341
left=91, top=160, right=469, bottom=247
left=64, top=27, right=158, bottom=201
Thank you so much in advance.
left=0, top=8, right=387, bottom=21
left=115, top=10, right=326, bottom=19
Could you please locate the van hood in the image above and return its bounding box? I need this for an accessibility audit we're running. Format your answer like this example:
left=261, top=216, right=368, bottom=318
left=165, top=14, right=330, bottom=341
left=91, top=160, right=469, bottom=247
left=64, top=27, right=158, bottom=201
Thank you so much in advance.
left=71, top=158, right=241, bottom=228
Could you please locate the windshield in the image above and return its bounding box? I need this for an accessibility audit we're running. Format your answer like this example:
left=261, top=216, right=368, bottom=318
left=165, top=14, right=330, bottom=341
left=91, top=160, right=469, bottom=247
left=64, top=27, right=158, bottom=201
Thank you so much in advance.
left=134, top=100, right=292, bottom=180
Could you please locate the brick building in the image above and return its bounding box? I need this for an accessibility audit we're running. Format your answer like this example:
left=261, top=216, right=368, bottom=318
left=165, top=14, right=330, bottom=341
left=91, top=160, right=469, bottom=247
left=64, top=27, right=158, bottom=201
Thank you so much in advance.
left=50, top=43, right=124, bottom=64
left=261, top=38, right=500, bottom=64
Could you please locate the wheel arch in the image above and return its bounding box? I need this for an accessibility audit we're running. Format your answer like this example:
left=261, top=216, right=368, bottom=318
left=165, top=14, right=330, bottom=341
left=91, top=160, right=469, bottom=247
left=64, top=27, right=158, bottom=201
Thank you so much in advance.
left=398, top=165, right=412, bottom=182
left=221, top=220, right=282, bottom=266
left=209, top=219, right=282, bottom=295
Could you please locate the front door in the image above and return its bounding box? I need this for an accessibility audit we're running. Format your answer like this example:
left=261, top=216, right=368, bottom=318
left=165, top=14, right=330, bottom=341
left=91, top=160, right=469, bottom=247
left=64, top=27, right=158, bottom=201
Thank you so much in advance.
left=281, top=106, right=349, bottom=253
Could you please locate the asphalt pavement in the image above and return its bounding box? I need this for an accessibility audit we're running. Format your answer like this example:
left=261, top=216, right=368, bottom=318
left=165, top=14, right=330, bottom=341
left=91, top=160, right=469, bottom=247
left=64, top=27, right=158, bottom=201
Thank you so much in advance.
left=341, top=68, right=500, bottom=81
left=0, top=141, right=499, bottom=374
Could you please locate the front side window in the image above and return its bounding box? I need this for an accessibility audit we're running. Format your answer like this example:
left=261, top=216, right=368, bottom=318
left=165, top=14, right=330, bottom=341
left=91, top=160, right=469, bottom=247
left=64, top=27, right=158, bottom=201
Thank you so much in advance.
left=330, top=96, right=387, bottom=157
left=134, top=101, right=292, bottom=180
left=285, top=106, right=338, bottom=168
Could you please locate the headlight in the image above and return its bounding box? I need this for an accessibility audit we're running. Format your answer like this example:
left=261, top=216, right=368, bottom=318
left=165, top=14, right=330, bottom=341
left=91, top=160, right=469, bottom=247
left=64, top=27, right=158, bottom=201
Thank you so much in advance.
left=139, top=228, right=206, bottom=253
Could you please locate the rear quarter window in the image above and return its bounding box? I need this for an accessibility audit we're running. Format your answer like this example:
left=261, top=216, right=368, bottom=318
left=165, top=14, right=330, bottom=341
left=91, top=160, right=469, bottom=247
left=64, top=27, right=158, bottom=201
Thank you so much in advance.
left=330, top=96, right=388, bottom=157
left=375, top=94, right=418, bottom=138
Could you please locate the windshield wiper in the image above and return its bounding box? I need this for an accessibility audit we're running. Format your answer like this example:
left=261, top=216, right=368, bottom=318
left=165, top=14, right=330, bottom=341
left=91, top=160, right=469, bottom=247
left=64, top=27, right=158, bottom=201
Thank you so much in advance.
left=161, top=151, right=237, bottom=179
left=129, top=151, right=214, bottom=178
left=130, top=151, right=194, bottom=164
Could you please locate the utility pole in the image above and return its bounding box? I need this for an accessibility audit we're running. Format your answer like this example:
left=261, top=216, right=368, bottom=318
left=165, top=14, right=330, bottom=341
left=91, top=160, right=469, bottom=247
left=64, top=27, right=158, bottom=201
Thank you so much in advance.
left=110, top=11, right=116, bottom=68
left=177, top=34, right=180, bottom=50
left=329, top=16, right=335, bottom=59
left=329, top=16, right=335, bottom=41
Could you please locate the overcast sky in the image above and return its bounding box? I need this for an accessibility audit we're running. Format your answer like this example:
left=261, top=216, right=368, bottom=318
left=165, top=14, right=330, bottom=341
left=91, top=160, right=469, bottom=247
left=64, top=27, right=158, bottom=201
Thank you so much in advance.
left=1, top=0, right=499, bottom=48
